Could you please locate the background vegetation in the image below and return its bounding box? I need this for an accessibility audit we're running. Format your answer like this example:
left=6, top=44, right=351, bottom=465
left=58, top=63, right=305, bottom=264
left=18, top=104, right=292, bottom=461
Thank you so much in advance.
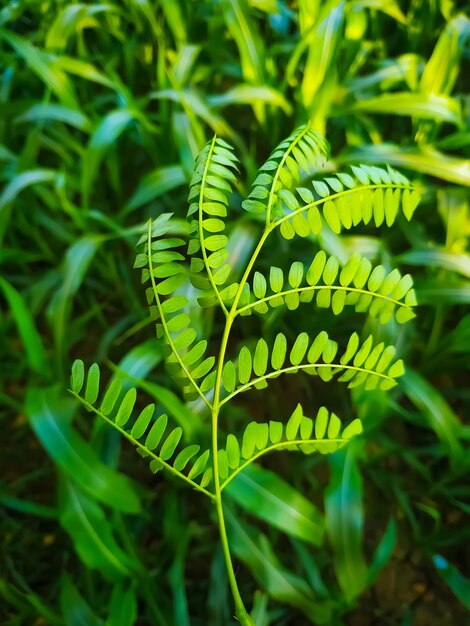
left=1, top=1, right=469, bottom=625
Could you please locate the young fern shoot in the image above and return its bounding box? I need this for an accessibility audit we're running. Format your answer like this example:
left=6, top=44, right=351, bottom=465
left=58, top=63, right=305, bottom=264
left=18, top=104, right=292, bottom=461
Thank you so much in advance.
left=70, top=124, right=419, bottom=625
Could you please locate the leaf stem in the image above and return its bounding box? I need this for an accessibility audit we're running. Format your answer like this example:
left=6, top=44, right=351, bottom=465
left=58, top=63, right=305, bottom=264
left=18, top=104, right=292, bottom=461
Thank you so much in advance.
left=211, top=314, right=251, bottom=622
left=210, top=225, right=274, bottom=623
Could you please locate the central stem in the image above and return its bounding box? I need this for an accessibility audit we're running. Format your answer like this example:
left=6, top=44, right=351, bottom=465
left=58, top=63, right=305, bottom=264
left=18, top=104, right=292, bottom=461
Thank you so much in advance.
left=210, top=225, right=273, bottom=625
left=211, top=315, right=250, bottom=621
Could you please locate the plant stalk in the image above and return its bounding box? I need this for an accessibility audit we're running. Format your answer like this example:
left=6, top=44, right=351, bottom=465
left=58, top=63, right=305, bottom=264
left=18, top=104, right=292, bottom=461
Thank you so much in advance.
left=210, top=225, right=274, bottom=625
left=211, top=315, right=252, bottom=623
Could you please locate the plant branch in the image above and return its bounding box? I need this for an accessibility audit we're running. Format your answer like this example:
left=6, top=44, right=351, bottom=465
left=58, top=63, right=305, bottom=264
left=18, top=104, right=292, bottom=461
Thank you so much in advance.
left=199, top=134, right=229, bottom=317
left=220, top=437, right=347, bottom=491
left=211, top=314, right=252, bottom=622
left=207, top=220, right=276, bottom=626
left=147, top=221, right=213, bottom=410
left=235, top=284, right=412, bottom=316
left=220, top=363, right=393, bottom=406
left=70, top=391, right=216, bottom=500
left=265, top=123, right=312, bottom=225
left=272, top=182, right=408, bottom=229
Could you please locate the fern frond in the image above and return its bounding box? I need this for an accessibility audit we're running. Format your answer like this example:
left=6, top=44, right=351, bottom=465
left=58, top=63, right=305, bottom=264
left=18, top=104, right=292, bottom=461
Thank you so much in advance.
left=236, top=251, right=417, bottom=324
left=187, top=136, right=240, bottom=314
left=220, top=331, right=405, bottom=404
left=219, top=404, right=362, bottom=490
left=242, top=124, right=329, bottom=225
left=135, top=218, right=216, bottom=405
left=272, top=164, right=421, bottom=239
left=69, top=122, right=420, bottom=624
left=69, top=361, right=214, bottom=498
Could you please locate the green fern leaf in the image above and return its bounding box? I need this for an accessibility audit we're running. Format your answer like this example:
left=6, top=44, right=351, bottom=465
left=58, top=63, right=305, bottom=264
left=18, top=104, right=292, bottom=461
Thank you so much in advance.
left=85, top=363, right=100, bottom=404
left=116, top=388, right=136, bottom=427
left=242, top=422, right=258, bottom=459
left=242, top=125, right=329, bottom=224
left=69, top=123, right=419, bottom=624
left=160, top=427, right=183, bottom=460
left=236, top=250, right=416, bottom=324
left=253, top=338, right=269, bottom=376
left=71, top=359, right=85, bottom=393
left=315, top=407, right=329, bottom=438
left=219, top=405, right=363, bottom=490
left=199, top=468, right=213, bottom=489
left=131, top=404, right=155, bottom=438
left=269, top=267, right=284, bottom=293
left=145, top=414, right=168, bottom=450
left=272, top=163, right=421, bottom=239
left=187, top=136, right=240, bottom=314
left=238, top=347, right=252, bottom=384
left=188, top=449, right=211, bottom=480
left=288, top=261, right=304, bottom=288
left=220, top=331, right=405, bottom=404
left=100, top=379, right=122, bottom=415
left=218, top=449, right=229, bottom=479
left=137, top=220, right=216, bottom=406
left=174, top=445, right=200, bottom=472
left=271, top=333, right=287, bottom=370
left=290, top=332, right=309, bottom=366
left=226, top=434, right=240, bottom=469
left=69, top=363, right=215, bottom=498
left=285, top=404, right=303, bottom=439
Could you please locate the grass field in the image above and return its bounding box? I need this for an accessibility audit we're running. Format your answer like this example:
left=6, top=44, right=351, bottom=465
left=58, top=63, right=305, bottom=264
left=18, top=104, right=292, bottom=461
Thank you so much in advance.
left=1, top=1, right=469, bottom=625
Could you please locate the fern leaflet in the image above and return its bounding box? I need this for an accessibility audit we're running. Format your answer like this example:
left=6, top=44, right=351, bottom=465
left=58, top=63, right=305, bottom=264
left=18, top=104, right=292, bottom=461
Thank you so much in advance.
left=242, top=124, right=329, bottom=225
left=219, top=404, right=363, bottom=490
left=135, top=218, right=216, bottom=404
left=187, top=136, right=240, bottom=313
left=236, top=250, right=416, bottom=323
left=220, top=331, right=404, bottom=404
left=271, top=164, right=420, bottom=239
left=70, top=361, right=214, bottom=498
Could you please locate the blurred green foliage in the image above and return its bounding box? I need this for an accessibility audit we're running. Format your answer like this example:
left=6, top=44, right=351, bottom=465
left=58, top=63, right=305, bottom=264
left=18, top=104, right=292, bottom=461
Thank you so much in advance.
left=0, top=0, right=469, bottom=625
